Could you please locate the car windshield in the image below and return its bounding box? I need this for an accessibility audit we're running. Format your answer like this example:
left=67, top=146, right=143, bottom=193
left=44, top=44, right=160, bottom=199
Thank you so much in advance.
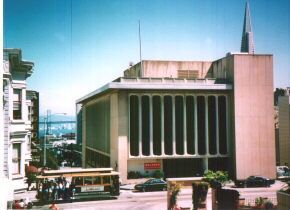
left=144, top=179, right=154, bottom=184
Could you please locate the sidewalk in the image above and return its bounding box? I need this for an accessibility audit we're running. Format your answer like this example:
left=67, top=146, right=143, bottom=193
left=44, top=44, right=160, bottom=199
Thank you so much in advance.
left=14, top=190, right=38, bottom=202
left=120, top=184, right=135, bottom=190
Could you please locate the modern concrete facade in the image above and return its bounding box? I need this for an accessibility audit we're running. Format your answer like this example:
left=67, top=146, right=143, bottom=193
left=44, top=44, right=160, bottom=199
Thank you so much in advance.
left=76, top=2, right=276, bottom=183
left=277, top=90, right=290, bottom=167
left=77, top=53, right=276, bottom=183
left=2, top=49, right=35, bottom=195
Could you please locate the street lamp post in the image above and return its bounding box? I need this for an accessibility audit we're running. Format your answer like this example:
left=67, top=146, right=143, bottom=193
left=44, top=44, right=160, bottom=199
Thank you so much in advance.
left=43, top=110, right=66, bottom=167
left=43, top=116, right=47, bottom=166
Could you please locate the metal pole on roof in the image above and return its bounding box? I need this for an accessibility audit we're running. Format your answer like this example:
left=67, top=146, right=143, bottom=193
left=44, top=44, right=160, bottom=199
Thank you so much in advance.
left=138, top=20, right=143, bottom=77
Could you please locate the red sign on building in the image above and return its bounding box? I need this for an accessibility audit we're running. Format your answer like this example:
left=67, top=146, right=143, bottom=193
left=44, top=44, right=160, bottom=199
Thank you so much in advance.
left=144, top=162, right=161, bottom=170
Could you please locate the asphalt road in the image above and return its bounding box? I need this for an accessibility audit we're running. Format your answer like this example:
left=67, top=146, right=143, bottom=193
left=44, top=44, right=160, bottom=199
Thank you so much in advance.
left=29, top=181, right=286, bottom=210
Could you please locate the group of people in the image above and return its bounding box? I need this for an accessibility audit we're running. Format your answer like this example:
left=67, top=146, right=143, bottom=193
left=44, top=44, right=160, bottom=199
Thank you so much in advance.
left=12, top=199, right=33, bottom=209
left=37, top=177, right=76, bottom=202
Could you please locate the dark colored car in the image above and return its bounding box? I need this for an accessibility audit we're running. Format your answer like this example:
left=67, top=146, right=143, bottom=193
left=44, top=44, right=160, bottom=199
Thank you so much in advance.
left=235, top=176, right=274, bottom=188
left=134, top=178, right=167, bottom=192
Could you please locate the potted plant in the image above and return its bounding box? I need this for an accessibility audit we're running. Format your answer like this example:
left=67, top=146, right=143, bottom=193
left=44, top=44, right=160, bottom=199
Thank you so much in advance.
left=203, top=170, right=229, bottom=187
left=192, top=181, right=209, bottom=210
left=253, top=197, right=263, bottom=209
left=169, top=182, right=181, bottom=210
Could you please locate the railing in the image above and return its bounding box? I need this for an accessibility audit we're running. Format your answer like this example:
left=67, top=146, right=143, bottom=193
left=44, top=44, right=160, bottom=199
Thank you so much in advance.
left=119, top=77, right=230, bottom=85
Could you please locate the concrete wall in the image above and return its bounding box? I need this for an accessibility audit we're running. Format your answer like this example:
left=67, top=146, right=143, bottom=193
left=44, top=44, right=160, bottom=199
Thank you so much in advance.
left=117, top=91, right=129, bottom=183
left=124, top=63, right=141, bottom=78
left=110, top=93, right=119, bottom=172
left=211, top=55, right=235, bottom=178
left=85, top=96, right=110, bottom=154
left=278, top=96, right=290, bottom=166
left=232, top=54, right=276, bottom=179
left=128, top=159, right=162, bottom=175
left=277, top=191, right=290, bottom=210
left=124, top=60, right=212, bottom=79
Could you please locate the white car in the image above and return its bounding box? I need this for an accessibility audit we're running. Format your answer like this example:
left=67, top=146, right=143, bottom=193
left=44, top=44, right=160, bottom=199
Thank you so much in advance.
left=277, top=166, right=289, bottom=177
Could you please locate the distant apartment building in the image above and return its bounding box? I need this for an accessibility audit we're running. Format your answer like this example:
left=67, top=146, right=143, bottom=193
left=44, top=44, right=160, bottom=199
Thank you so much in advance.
left=3, top=48, right=35, bottom=194
left=77, top=2, right=276, bottom=183
left=26, top=90, right=40, bottom=166
left=275, top=88, right=290, bottom=166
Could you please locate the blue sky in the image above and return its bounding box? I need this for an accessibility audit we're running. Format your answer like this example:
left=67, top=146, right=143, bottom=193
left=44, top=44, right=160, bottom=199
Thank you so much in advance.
left=4, top=0, right=290, bottom=115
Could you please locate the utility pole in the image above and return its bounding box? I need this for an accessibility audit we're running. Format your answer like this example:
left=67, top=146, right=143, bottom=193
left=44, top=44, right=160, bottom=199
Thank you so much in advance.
left=43, top=116, right=47, bottom=167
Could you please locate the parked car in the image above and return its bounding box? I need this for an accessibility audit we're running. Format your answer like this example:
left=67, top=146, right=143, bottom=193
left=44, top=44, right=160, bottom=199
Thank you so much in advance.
left=134, top=178, right=167, bottom=192
left=235, top=176, right=274, bottom=188
left=277, top=166, right=290, bottom=177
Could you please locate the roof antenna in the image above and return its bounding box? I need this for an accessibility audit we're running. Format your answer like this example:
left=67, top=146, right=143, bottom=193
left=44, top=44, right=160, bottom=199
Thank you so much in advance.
left=138, top=20, right=143, bottom=77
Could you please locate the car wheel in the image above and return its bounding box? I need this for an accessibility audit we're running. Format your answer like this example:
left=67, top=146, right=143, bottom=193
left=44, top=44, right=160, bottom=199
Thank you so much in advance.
left=162, top=186, right=167, bottom=191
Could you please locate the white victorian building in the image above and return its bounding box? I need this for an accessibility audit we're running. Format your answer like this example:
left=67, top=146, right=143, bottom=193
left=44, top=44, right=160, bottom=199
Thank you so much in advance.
left=3, top=48, right=34, bottom=198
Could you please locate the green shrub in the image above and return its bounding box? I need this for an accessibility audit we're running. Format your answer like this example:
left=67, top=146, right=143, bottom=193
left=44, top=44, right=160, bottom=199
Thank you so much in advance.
left=255, top=197, right=263, bottom=207
left=203, top=170, right=229, bottom=186
left=152, top=170, right=164, bottom=178
left=127, top=171, right=142, bottom=179
left=169, top=182, right=181, bottom=208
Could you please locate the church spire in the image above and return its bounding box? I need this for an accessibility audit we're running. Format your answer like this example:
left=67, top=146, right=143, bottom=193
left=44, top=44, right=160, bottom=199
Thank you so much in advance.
left=241, top=0, right=254, bottom=54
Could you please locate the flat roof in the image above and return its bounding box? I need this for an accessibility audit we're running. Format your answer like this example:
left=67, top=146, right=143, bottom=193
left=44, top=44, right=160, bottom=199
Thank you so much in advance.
left=76, top=77, right=232, bottom=104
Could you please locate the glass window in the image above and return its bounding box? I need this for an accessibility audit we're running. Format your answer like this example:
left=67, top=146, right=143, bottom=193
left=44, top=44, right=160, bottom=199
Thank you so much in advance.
left=186, top=96, right=195, bottom=154
left=129, top=95, right=139, bottom=156
left=153, top=96, right=161, bottom=155
left=175, top=96, right=184, bottom=155
left=93, top=177, right=101, bottom=184
left=218, top=96, right=227, bottom=154
left=141, top=96, right=150, bottom=156
left=13, top=89, right=22, bottom=119
left=164, top=96, right=173, bottom=155
left=75, top=177, right=83, bottom=185
left=145, top=179, right=153, bottom=184
left=84, top=177, right=92, bottom=185
left=28, top=105, right=32, bottom=121
left=12, top=144, right=21, bottom=174
left=103, top=176, right=110, bottom=184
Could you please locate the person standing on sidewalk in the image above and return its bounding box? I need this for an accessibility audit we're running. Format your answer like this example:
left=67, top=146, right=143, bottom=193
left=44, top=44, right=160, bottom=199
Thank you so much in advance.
left=49, top=201, right=58, bottom=210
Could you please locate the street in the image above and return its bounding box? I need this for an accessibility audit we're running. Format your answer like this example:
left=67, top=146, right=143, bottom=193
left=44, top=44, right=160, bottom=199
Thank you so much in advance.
left=29, top=181, right=285, bottom=210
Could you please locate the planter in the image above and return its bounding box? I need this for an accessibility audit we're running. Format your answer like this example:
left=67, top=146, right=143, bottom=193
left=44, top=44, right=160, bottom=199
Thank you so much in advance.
left=251, top=206, right=263, bottom=209
left=192, top=182, right=209, bottom=210
left=277, top=190, right=290, bottom=210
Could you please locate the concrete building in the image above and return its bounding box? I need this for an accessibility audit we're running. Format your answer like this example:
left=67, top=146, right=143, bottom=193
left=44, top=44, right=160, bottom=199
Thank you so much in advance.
left=2, top=49, right=35, bottom=194
left=276, top=88, right=290, bottom=166
left=76, top=2, right=276, bottom=183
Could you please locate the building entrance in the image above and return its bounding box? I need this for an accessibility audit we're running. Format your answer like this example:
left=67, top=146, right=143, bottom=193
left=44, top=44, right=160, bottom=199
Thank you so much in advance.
left=163, top=158, right=204, bottom=178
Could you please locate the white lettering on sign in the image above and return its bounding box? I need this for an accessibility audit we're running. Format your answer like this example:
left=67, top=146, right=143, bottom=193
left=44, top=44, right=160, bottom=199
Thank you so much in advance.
left=81, top=186, right=104, bottom=192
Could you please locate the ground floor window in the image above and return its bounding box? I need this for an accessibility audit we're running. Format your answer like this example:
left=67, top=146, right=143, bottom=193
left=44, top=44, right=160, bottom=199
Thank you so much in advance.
left=12, top=143, right=21, bottom=175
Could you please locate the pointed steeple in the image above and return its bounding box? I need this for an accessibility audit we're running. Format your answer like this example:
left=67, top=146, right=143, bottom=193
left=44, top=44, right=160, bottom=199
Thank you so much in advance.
left=241, top=1, right=254, bottom=54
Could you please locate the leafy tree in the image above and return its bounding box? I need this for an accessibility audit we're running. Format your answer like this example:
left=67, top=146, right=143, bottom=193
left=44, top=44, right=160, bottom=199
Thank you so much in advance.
left=26, top=172, right=37, bottom=190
